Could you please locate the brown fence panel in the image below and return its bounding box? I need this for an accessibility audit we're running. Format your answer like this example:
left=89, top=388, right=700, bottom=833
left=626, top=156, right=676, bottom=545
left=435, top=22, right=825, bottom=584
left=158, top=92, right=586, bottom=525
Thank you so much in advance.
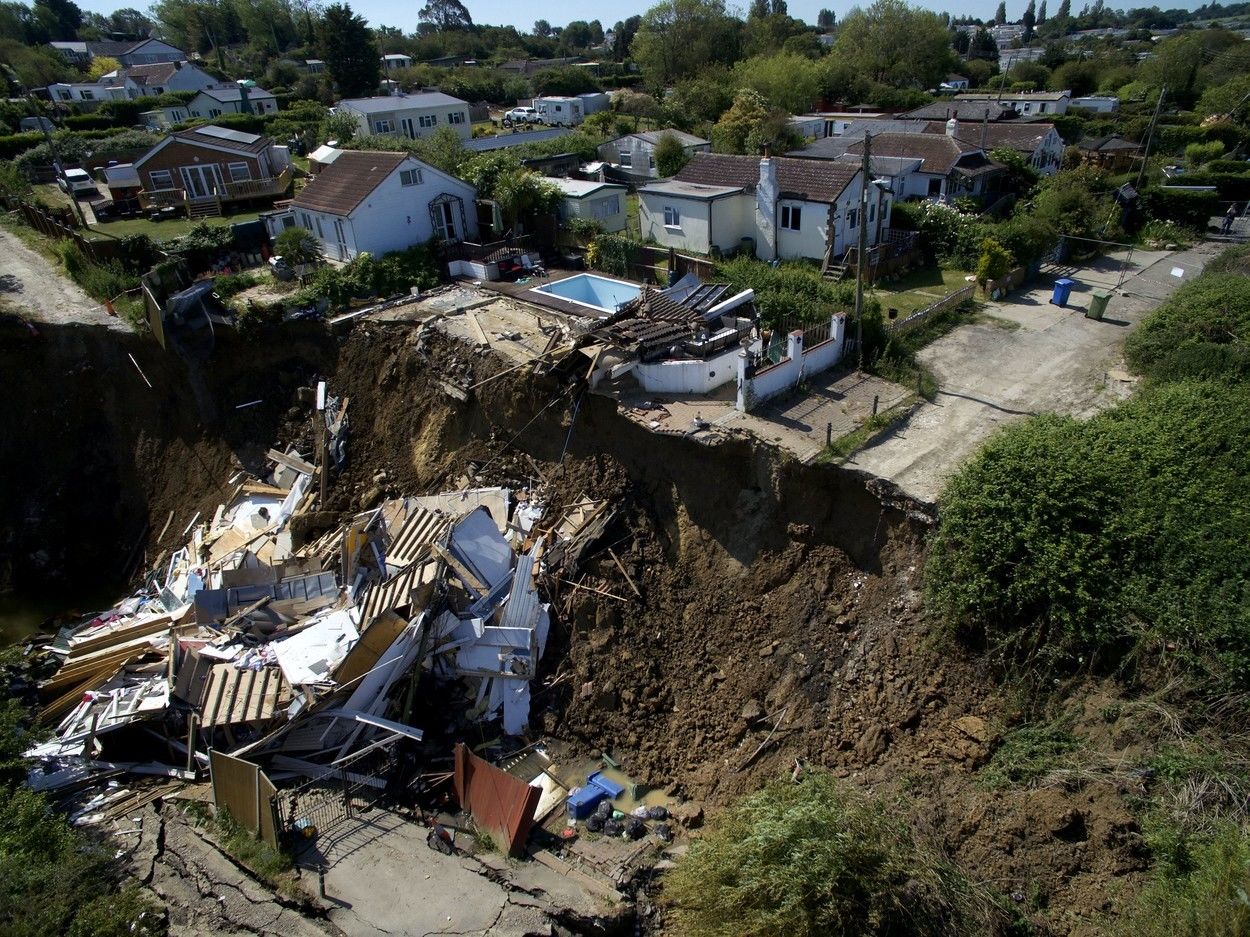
left=210, top=749, right=281, bottom=848
left=453, top=742, right=542, bottom=857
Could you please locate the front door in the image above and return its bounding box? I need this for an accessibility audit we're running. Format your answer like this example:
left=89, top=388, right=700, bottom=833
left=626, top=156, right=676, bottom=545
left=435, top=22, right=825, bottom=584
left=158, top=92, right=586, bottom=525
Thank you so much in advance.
left=400, top=117, right=416, bottom=139
left=181, top=164, right=220, bottom=199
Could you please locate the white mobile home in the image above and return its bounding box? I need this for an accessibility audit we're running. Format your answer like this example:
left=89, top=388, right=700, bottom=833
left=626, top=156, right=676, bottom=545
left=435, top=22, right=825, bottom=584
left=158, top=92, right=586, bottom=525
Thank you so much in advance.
left=336, top=91, right=473, bottom=141
left=550, top=178, right=628, bottom=233
left=533, top=96, right=585, bottom=126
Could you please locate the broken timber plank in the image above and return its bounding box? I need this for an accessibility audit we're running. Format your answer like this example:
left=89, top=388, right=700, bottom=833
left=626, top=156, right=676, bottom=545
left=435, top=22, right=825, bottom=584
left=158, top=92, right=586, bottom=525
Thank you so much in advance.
left=432, top=543, right=487, bottom=593
left=266, top=448, right=316, bottom=476
left=468, top=311, right=490, bottom=346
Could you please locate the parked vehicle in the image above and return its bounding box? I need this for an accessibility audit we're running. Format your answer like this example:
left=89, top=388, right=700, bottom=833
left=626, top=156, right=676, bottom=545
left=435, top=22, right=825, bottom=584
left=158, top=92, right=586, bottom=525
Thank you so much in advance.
left=504, top=106, right=541, bottom=125
left=58, top=168, right=98, bottom=197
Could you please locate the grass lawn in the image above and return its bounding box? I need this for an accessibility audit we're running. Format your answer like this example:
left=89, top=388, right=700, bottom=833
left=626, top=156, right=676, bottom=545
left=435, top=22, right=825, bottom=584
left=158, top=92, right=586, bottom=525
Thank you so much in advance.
left=87, top=210, right=263, bottom=244
left=626, top=192, right=641, bottom=238
left=871, top=266, right=974, bottom=317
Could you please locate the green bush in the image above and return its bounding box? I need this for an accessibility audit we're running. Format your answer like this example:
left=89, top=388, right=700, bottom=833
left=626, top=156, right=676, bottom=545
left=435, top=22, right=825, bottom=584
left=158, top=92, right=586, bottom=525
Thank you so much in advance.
left=927, top=381, right=1250, bottom=682
left=663, top=772, right=1000, bottom=937
left=298, top=242, right=440, bottom=310
left=51, top=241, right=137, bottom=302
left=714, top=255, right=855, bottom=328
left=1119, top=822, right=1250, bottom=937
left=0, top=131, right=46, bottom=161
left=1141, top=187, right=1220, bottom=232
left=975, top=237, right=1013, bottom=286
left=1126, top=273, right=1250, bottom=384
left=1184, top=140, right=1225, bottom=167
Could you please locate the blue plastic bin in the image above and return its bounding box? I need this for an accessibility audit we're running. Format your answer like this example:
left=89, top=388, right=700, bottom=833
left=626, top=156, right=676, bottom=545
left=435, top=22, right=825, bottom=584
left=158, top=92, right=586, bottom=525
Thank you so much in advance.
left=1051, top=278, right=1075, bottom=307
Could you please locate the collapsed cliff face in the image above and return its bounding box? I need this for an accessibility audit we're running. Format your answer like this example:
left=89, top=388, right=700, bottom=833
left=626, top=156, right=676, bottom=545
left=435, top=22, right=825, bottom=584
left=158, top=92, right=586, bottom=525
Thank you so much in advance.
left=0, top=319, right=337, bottom=602
left=0, top=317, right=1151, bottom=936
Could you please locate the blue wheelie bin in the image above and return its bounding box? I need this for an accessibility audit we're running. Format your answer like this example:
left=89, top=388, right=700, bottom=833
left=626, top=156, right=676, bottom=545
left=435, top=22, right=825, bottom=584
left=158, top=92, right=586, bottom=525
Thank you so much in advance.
left=1051, top=278, right=1075, bottom=307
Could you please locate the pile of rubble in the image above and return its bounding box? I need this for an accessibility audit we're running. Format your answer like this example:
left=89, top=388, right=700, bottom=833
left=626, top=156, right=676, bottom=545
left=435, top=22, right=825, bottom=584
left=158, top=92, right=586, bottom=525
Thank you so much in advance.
left=23, top=389, right=614, bottom=841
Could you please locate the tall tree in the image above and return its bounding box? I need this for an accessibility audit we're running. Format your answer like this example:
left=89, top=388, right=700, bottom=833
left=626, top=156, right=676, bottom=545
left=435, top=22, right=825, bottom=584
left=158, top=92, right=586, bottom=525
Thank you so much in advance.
left=532, top=18, right=551, bottom=37
left=1038, top=0, right=1047, bottom=23
left=1022, top=0, right=1036, bottom=40
left=830, top=0, right=957, bottom=90
left=816, top=8, right=835, bottom=29
left=33, top=0, right=81, bottom=38
left=994, top=1, right=1007, bottom=25
left=1056, top=0, right=1070, bottom=19
left=631, top=0, right=741, bottom=85
left=418, top=0, right=472, bottom=32
left=612, top=15, right=641, bottom=62
left=770, top=0, right=788, bottom=15
left=318, top=3, right=380, bottom=98
left=749, top=0, right=769, bottom=19
left=969, top=26, right=999, bottom=61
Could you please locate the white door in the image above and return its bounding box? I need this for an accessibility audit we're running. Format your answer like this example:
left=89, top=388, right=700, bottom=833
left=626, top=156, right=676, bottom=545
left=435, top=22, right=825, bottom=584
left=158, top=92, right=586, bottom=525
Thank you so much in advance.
left=180, top=164, right=220, bottom=199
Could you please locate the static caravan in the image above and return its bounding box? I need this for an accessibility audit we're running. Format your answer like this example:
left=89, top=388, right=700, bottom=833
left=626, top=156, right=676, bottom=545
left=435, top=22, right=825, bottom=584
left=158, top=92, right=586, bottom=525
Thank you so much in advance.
left=533, top=96, right=585, bottom=126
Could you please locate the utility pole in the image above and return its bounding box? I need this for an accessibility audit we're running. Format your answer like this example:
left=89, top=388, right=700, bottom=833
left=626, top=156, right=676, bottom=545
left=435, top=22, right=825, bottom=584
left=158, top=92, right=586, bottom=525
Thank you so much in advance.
left=1136, top=85, right=1167, bottom=193
left=854, top=132, right=871, bottom=372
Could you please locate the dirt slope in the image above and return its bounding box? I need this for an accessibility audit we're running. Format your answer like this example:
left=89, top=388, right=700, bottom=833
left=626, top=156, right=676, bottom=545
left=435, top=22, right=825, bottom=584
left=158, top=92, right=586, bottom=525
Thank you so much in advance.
left=0, top=317, right=1152, bottom=935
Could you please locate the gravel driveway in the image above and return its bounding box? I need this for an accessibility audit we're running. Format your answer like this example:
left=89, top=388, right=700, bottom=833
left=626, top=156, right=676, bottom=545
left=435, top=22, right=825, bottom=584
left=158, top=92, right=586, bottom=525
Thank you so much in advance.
left=0, top=225, right=129, bottom=332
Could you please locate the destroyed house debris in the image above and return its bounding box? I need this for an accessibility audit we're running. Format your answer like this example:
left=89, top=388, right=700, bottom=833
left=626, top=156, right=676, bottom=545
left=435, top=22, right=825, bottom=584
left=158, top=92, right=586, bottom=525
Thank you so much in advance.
left=22, top=397, right=620, bottom=856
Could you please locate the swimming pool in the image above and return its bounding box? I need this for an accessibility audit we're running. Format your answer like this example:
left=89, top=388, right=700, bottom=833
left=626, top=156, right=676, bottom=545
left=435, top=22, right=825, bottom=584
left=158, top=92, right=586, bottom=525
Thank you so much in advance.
left=530, top=273, right=641, bottom=313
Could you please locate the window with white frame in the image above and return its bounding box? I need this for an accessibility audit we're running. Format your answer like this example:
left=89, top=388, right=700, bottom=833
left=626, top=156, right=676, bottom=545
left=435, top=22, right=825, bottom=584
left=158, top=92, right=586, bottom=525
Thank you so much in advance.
left=663, top=205, right=680, bottom=228
left=228, top=162, right=251, bottom=182
left=648, top=155, right=655, bottom=169
left=209, top=108, right=222, bottom=117
left=868, top=202, right=875, bottom=224
left=418, top=114, right=436, bottom=128
left=448, top=111, right=465, bottom=124
left=148, top=169, right=174, bottom=190
left=400, top=168, right=423, bottom=186
left=781, top=205, right=801, bottom=231
left=847, top=207, right=858, bottom=228
left=374, top=118, right=394, bottom=133
left=618, top=150, right=632, bottom=168
left=80, top=89, right=94, bottom=100
left=58, top=89, right=71, bottom=100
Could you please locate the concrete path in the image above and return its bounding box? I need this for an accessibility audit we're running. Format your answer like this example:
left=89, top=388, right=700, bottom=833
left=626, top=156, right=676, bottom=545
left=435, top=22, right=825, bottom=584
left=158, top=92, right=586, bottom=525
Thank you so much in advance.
left=308, top=810, right=614, bottom=936
left=847, top=245, right=1219, bottom=504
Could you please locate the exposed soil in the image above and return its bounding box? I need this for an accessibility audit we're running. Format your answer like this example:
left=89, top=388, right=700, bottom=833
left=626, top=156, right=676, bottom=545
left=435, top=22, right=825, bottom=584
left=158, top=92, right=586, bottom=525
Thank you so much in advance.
left=1, top=314, right=1159, bottom=935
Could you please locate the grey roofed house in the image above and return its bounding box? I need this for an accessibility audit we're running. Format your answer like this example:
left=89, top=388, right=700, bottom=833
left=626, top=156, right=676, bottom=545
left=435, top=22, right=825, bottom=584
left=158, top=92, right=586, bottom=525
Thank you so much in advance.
left=194, top=85, right=277, bottom=104
left=336, top=90, right=468, bottom=114
left=844, top=133, right=981, bottom=175
left=619, top=129, right=709, bottom=148
left=901, top=100, right=1017, bottom=121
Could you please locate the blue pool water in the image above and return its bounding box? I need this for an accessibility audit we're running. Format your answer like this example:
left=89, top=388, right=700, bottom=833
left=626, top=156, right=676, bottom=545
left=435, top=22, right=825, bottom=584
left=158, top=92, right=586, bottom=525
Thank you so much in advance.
left=531, top=274, right=641, bottom=313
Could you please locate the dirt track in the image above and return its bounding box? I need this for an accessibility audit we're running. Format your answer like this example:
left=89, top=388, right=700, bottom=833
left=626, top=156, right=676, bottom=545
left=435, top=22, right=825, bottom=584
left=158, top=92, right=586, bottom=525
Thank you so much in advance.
left=0, top=225, right=128, bottom=331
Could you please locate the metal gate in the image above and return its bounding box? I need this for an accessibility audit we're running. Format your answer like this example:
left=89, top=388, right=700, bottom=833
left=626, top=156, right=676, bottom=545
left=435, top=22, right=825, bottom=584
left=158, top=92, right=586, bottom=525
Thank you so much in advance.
left=273, top=736, right=403, bottom=847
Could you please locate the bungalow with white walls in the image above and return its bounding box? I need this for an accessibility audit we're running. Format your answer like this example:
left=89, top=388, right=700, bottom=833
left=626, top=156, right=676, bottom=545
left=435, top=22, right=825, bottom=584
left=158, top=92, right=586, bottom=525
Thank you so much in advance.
left=189, top=85, right=279, bottom=118
left=550, top=178, right=629, bottom=233
left=926, top=119, right=1064, bottom=176
left=598, top=129, right=711, bottom=178
left=638, top=152, right=875, bottom=263
left=381, top=53, right=413, bottom=70
left=953, top=90, right=1072, bottom=116
left=50, top=38, right=184, bottom=67
left=335, top=91, right=472, bottom=141
left=266, top=149, right=478, bottom=261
